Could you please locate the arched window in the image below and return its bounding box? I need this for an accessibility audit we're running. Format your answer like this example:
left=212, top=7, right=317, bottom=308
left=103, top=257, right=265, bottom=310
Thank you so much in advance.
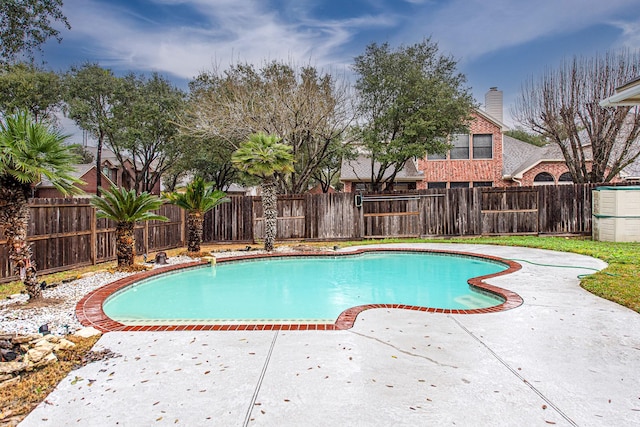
left=533, top=172, right=555, bottom=185
left=558, top=172, right=573, bottom=184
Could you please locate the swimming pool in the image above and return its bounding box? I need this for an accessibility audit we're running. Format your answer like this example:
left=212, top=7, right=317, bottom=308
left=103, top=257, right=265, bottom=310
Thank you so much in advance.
left=101, top=250, right=517, bottom=327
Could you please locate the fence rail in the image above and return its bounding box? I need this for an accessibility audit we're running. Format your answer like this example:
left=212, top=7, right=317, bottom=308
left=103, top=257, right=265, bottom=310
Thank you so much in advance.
left=0, top=183, right=631, bottom=283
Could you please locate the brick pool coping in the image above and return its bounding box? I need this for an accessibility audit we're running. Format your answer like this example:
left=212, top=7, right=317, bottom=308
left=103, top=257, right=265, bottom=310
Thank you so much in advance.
left=75, top=248, right=523, bottom=332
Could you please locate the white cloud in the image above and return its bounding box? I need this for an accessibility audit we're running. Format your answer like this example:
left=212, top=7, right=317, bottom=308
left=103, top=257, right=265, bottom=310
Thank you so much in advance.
left=60, top=0, right=394, bottom=81
left=396, top=0, right=640, bottom=61
left=611, top=18, right=640, bottom=51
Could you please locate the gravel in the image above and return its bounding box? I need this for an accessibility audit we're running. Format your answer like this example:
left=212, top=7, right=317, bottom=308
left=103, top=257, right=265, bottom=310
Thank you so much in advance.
left=0, top=247, right=306, bottom=336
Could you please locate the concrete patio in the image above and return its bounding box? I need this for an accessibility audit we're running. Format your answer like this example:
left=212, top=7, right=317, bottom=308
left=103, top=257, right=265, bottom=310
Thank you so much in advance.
left=19, top=244, right=640, bottom=426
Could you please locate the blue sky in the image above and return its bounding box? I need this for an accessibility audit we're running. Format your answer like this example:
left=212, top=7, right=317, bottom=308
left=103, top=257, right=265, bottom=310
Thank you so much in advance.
left=41, top=0, right=640, bottom=129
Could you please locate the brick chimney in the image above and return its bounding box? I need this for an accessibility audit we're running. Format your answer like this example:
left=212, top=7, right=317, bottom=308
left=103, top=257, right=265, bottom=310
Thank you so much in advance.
left=484, top=87, right=503, bottom=123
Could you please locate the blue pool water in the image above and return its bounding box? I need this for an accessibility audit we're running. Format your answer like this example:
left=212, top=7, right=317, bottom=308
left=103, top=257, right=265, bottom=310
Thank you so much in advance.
left=103, top=252, right=507, bottom=323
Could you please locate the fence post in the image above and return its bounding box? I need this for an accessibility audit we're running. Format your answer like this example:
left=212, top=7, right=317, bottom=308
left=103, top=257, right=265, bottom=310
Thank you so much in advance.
left=90, top=206, right=97, bottom=265
left=144, top=221, right=149, bottom=256
left=180, top=208, right=186, bottom=246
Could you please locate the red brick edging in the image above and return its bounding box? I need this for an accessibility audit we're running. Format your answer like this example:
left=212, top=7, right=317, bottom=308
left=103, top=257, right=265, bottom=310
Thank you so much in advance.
left=75, top=248, right=523, bottom=332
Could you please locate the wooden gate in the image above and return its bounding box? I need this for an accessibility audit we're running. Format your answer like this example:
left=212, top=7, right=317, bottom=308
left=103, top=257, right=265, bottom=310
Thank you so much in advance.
left=358, top=194, right=421, bottom=238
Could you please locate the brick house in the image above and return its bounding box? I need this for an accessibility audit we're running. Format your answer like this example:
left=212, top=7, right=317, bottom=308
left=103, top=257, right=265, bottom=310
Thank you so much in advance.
left=340, top=87, right=637, bottom=191
left=34, top=147, right=161, bottom=197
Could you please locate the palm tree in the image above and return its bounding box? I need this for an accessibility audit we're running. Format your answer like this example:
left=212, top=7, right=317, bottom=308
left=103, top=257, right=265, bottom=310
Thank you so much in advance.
left=0, top=111, right=81, bottom=299
left=231, top=133, right=294, bottom=252
left=165, top=177, right=230, bottom=253
left=90, top=187, right=167, bottom=269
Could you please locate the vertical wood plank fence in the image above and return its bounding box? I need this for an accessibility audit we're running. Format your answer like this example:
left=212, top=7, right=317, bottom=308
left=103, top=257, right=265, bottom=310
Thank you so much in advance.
left=0, top=183, right=632, bottom=282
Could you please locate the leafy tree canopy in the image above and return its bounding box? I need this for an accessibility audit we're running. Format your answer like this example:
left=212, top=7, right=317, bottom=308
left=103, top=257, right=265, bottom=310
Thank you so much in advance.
left=0, top=62, right=63, bottom=122
left=504, top=127, right=548, bottom=147
left=0, top=0, right=70, bottom=64
left=353, top=38, right=476, bottom=191
left=107, top=72, right=186, bottom=194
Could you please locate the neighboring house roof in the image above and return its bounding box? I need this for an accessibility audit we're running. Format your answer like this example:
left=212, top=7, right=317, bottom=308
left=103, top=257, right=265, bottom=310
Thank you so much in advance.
left=600, top=76, right=640, bottom=107
left=505, top=143, right=574, bottom=179
left=37, top=163, right=117, bottom=190
left=37, top=163, right=94, bottom=189
left=501, top=136, right=542, bottom=177
left=340, top=155, right=424, bottom=182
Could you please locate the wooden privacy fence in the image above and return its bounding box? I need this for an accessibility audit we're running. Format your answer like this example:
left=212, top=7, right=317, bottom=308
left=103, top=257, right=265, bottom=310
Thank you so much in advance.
left=0, top=198, right=185, bottom=283
left=0, top=183, right=620, bottom=282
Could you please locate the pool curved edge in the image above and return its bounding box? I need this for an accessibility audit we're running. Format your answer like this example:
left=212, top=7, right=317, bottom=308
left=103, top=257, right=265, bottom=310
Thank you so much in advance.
left=75, top=248, right=523, bottom=333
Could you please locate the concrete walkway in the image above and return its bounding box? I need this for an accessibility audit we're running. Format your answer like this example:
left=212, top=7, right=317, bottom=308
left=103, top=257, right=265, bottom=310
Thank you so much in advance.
left=20, top=244, right=640, bottom=426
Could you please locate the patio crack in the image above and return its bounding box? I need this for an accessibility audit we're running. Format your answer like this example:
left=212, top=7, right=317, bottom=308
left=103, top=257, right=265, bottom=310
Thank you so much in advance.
left=347, top=330, right=458, bottom=368
left=243, top=330, right=279, bottom=427
left=451, top=316, right=578, bottom=427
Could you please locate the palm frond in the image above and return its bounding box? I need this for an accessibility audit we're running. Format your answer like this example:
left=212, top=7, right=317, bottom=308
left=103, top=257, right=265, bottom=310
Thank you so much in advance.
left=164, top=177, right=230, bottom=214
left=91, top=186, right=168, bottom=223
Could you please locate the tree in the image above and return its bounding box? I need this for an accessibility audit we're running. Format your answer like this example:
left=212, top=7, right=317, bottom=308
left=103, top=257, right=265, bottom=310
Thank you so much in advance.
left=0, top=62, right=63, bottom=122
left=0, top=111, right=80, bottom=299
left=164, top=177, right=229, bottom=253
left=164, top=133, right=241, bottom=193
left=231, top=133, right=294, bottom=252
left=107, top=72, right=186, bottom=194
left=504, top=127, right=548, bottom=147
left=90, top=187, right=167, bottom=270
left=310, top=138, right=351, bottom=192
left=186, top=61, right=353, bottom=194
left=64, top=64, right=120, bottom=196
left=0, top=0, right=70, bottom=64
left=512, top=51, right=640, bottom=183
left=352, top=39, right=476, bottom=191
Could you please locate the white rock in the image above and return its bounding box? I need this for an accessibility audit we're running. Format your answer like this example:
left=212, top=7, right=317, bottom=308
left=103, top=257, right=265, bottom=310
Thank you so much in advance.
left=33, top=339, right=56, bottom=352
left=25, top=347, right=52, bottom=364
left=74, top=327, right=102, bottom=338
left=43, top=334, right=61, bottom=343
left=31, top=352, right=57, bottom=368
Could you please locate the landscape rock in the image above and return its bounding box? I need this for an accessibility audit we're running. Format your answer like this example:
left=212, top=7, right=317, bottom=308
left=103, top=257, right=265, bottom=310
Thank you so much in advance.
left=54, top=339, right=76, bottom=351
left=0, top=361, right=28, bottom=375
left=25, top=347, right=52, bottom=364
left=74, top=327, right=102, bottom=338
left=33, top=339, right=56, bottom=352
left=30, top=352, right=57, bottom=369
left=12, top=335, right=41, bottom=345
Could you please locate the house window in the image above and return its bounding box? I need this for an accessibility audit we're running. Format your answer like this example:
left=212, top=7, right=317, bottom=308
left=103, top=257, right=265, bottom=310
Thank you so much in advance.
left=390, top=182, right=417, bottom=191
left=533, top=172, right=555, bottom=185
left=450, top=182, right=469, bottom=188
left=450, top=134, right=469, bottom=159
left=558, top=172, right=573, bottom=184
left=473, top=181, right=493, bottom=187
left=354, top=183, right=368, bottom=192
left=472, top=134, right=493, bottom=159
left=427, top=182, right=446, bottom=189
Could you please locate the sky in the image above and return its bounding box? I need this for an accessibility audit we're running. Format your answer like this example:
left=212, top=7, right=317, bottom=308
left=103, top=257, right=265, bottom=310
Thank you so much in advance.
left=39, top=0, right=640, bottom=138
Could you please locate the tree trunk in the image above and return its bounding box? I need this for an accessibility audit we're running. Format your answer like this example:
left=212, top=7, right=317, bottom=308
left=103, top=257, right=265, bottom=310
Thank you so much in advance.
left=96, top=130, right=104, bottom=196
left=116, top=222, right=136, bottom=268
left=0, top=179, right=40, bottom=299
left=187, top=211, right=203, bottom=253
left=261, top=179, right=277, bottom=252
